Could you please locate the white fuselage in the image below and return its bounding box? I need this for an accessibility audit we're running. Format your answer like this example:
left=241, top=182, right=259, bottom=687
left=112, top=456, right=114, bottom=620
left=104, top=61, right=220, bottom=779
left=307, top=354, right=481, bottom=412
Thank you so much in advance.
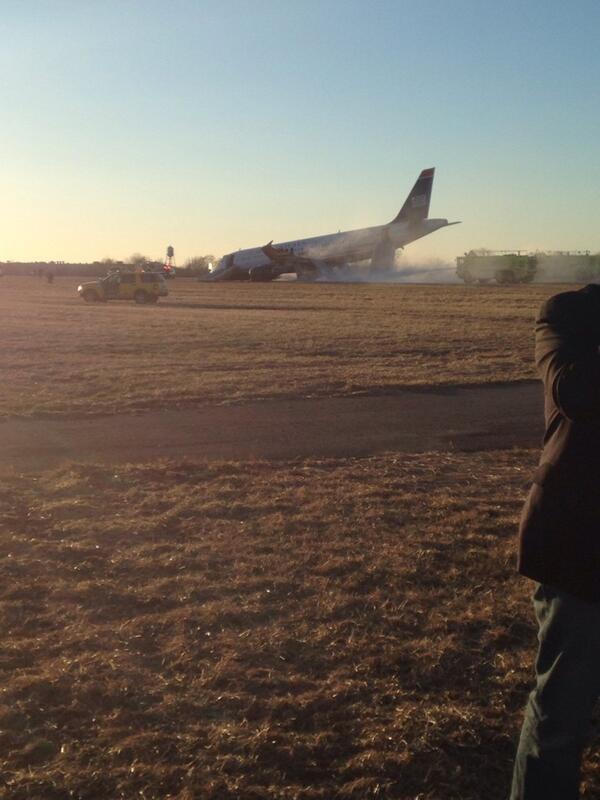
left=211, top=218, right=451, bottom=280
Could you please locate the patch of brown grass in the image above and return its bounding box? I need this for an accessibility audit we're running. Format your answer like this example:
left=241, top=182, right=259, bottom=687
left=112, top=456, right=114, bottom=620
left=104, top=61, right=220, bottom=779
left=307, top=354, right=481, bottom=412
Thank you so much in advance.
left=3, top=448, right=590, bottom=799
left=0, top=277, right=570, bottom=417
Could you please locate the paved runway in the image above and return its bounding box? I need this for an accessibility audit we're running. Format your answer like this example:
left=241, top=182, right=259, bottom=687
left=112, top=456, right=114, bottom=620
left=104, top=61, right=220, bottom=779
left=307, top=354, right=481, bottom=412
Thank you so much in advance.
left=1, top=382, right=543, bottom=471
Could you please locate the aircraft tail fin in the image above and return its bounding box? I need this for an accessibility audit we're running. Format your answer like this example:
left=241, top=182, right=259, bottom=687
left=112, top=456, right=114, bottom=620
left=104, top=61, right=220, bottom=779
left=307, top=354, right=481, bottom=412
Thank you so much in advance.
left=391, top=168, right=435, bottom=224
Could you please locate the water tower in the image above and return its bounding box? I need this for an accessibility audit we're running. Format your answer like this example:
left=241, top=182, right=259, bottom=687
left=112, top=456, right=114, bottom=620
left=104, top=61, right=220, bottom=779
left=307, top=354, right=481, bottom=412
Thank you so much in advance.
left=165, top=245, right=176, bottom=269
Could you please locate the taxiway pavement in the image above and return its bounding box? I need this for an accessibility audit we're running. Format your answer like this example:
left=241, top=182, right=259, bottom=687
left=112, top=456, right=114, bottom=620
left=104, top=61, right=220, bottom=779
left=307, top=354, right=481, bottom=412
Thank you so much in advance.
left=1, top=382, right=543, bottom=471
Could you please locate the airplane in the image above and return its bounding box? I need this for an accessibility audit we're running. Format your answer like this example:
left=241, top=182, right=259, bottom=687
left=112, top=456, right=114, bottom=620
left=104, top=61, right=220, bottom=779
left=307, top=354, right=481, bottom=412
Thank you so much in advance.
left=207, top=168, right=459, bottom=282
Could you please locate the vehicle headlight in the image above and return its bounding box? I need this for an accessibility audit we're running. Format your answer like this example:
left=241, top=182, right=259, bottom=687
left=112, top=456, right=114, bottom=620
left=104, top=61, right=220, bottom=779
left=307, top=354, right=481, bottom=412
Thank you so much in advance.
left=77, top=285, right=83, bottom=292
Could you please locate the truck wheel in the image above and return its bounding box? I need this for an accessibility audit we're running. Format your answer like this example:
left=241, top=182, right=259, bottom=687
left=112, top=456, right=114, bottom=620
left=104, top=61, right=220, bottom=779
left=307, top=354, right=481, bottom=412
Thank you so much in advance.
left=495, top=269, right=515, bottom=284
left=82, top=289, right=99, bottom=302
left=147, top=295, right=159, bottom=304
left=134, top=290, right=149, bottom=304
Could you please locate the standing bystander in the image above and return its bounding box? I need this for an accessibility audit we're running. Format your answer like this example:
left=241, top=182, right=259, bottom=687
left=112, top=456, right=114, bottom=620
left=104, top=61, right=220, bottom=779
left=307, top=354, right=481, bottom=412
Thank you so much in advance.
left=511, top=284, right=600, bottom=798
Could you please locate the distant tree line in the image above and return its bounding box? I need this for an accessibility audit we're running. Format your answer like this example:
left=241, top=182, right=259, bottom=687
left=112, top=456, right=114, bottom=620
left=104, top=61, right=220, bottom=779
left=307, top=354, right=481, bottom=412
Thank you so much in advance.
left=181, top=255, right=216, bottom=276
left=0, top=261, right=123, bottom=277
left=124, top=253, right=218, bottom=276
left=0, top=253, right=219, bottom=278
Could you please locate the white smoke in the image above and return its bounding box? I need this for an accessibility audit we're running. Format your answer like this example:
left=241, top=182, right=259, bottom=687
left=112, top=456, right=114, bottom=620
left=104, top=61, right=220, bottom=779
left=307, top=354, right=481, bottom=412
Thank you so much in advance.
left=313, top=257, right=459, bottom=284
left=384, top=258, right=459, bottom=284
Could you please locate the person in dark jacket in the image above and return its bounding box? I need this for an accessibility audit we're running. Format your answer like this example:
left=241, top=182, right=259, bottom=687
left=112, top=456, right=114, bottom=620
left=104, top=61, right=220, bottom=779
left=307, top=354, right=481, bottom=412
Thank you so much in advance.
left=511, top=284, right=600, bottom=799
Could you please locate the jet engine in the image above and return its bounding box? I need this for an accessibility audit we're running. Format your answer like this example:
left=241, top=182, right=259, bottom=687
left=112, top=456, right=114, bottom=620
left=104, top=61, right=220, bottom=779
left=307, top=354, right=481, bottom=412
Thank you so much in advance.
left=248, top=264, right=276, bottom=282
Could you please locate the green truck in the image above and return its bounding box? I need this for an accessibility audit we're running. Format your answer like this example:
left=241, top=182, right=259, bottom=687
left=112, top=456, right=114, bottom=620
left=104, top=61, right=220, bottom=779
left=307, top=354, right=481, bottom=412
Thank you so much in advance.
left=456, top=251, right=600, bottom=284
left=456, top=251, right=537, bottom=284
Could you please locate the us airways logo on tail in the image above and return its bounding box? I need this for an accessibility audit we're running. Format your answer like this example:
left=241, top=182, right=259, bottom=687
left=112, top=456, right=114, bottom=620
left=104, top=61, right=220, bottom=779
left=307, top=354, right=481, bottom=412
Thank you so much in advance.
left=391, top=168, right=435, bottom=224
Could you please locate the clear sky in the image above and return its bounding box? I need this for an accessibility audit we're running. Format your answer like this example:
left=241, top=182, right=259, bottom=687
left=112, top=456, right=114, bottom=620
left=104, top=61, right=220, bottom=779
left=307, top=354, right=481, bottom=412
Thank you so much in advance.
left=2, top=0, right=599, bottom=264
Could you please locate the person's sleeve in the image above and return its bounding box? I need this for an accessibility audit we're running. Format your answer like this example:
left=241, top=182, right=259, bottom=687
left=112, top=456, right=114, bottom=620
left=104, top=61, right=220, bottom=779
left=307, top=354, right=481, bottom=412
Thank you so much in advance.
left=536, top=294, right=600, bottom=421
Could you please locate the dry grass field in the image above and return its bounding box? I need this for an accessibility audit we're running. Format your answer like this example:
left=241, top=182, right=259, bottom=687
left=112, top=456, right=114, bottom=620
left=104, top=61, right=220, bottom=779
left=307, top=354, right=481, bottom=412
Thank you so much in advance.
left=5, top=275, right=594, bottom=799
left=0, top=276, right=572, bottom=417
left=5, top=448, right=588, bottom=800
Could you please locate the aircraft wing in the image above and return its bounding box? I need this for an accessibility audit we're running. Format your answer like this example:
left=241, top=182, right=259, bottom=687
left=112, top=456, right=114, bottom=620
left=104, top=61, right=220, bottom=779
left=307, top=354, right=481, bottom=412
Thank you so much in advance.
left=261, top=241, right=298, bottom=263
